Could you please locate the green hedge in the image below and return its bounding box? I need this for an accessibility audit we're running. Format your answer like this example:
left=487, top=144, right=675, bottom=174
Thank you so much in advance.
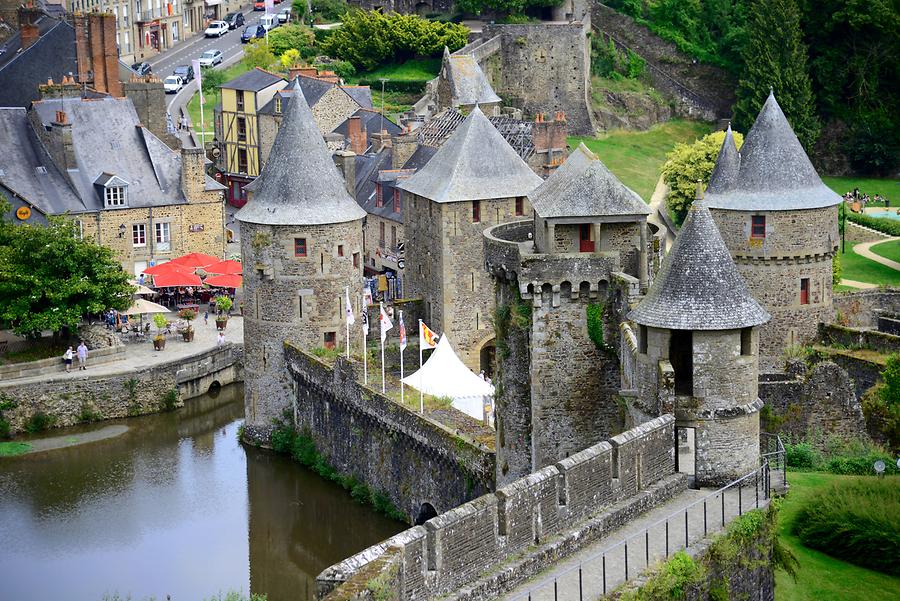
left=793, top=477, right=900, bottom=575
left=355, top=78, right=429, bottom=95
left=847, top=211, right=900, bottom=236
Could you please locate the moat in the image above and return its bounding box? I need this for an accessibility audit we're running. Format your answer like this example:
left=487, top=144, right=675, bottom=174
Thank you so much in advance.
left=0, top=384, right=404, bottom=601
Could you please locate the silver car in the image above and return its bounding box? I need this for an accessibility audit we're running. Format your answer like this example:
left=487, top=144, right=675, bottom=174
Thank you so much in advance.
left=198, top=49, right=223, bottom=67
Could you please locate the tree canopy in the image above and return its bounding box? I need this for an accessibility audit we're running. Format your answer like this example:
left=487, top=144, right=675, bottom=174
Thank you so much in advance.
left=662, top=129, right=744, bottom=225
left=0, top=208, right=133, bottom=337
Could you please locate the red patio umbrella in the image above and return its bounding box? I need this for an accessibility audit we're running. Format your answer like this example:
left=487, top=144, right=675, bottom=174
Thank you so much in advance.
left=204, top=274, right=242, bottom=288
left=170, top=252, right=220, bottom=269
left=152, top=271, right=203, bottom=287
left=142, top=262, right=195, bottom=275
left=204, top=259, right=243, bottom=275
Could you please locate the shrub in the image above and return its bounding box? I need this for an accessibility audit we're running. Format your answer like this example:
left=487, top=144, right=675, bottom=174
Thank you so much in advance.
left=0, top=417, right=9, bottom=439
left=215, top=295, right=233, bottom=315
left=586, top=303, right=613, bottom=353
left=25, top=411, right=55, bottom=433
left=153, top=313, right=168, bottom=332
left=847, top=211, right=900, bottom=237
left=591, top=37, right=646, bottom=80
left=0, top=396, right=16, bottom=439
left=267, top=23, right=316, bottom=58
left=822, top=437, right=899, bottom=476
left=793, top=476, right=900, bottom=575
left=160, top=388, right=179, bottom=412
left=784, top=441, right=822, bottom=470
left=78, top=402, right=102, bottom=423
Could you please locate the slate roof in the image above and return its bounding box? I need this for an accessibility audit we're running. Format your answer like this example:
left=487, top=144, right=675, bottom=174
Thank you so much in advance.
left=353, top=149, right=410, bottom=224
left=342, top=86, right=373, bottom=109
left=397, top=106, right=542, bottom=203
left=236, top=80, right=366, bottom=226
left=530, top=143, right=650, bottom=219
left=416, top=108, right=535, bottom=160
left=0, top=14, right=78, bottom=108
left=401, top=144, right=438, bottom=171
left=443, top=47, right=501, bottom=106
left=296, top=75, right=334, bottom=106
left=221, top=68, right=285, bottom=91
left=258, top=79, right=373, bottom=118
left=628, top=204, right=770, bottom=330
left=333, top=108, right=402, bottom=151
left=707, top=123, right=740, bottom=192
left=704, top=92, right=840, bottom=211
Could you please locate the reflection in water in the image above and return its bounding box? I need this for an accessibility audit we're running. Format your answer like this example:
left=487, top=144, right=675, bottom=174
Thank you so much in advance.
left=0, top=385, right=402, bottom=601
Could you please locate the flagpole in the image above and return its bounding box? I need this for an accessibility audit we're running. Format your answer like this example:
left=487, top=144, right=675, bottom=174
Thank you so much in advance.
left=399, top=310, right=405, bottom=405
left=419, top=319, right=424, bottom=414
left=380, top=302, right=386, bottom=394
left=361, top=294, right=367, bottom=385
left=345, top=286, right=350, bottom=359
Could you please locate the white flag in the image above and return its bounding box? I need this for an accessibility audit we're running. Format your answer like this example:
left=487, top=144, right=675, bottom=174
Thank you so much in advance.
left=379, top=302, right=393, bottom=343
left=192, top=59, right=203, bottom=104
left=399, top=311, right=407, bottom=352
left=345, top=288, right=355, bottom=326
left=264, top=0, right=274, bottom=13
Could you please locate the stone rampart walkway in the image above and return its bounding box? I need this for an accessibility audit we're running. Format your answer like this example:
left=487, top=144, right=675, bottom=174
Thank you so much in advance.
left=500, top=474, right=771, bottom=601
left=0, top=315, right=243, bottom=388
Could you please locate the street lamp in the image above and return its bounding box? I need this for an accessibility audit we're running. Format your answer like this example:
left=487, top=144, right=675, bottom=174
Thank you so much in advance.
left=118, top=223, right=126, bottom=238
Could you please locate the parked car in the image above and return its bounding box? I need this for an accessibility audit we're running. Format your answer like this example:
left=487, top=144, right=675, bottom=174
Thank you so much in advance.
left=253, top=0, right=264, bottom=10
left=173, top=64, right=194, bottom=82
left=223, top=12, right=245, bottom=29
left=277, top=7, right=291, bottom=23
left=241, top=24, right=266, bottom=43
left=260, top=13, right=278, bottom=31
left=163, top=76, right=184, bottom=94
left=131, top=62, right=152, bottom=76
left=204, top=21, right=229, bottom=37
left=198, top=49, right=224, bottom=67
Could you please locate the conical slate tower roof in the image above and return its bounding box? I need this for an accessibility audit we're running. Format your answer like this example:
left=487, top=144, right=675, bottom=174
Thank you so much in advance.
left=706, top=124, right=740, bottom=193
left=396, top=106, right=542, bottom=203
left=530, top=143, right=650, bottom=218
left=628, top=204, right=770, bottom=330
left=704, top=92, right=839, bottom=211
left=235, top=80, right=366, bottom=226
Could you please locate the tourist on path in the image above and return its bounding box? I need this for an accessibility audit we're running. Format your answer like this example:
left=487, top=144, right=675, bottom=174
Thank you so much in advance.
left=204, top=310, right=209, bottom=326
left=216, top=332, right=225, bottom=346
left=63, top=346, right=74, bottom=373
left=76, top=341, right=89, bottom=370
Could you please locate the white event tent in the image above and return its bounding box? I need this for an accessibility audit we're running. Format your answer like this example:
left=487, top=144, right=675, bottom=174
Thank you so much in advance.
left=401, top=335, right=494, bottom=421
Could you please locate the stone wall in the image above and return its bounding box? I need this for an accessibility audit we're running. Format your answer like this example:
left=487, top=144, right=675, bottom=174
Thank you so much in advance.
left=480, top=23, right=595, bottom=135
left=240, top=217, right=364, bottom=437
left=819, top=323, right=900, bottom=356
left=834, top=288, right=900, bottom=328
left=284, top=343, right=495, bottom=523
left=759, top=360, right=867, bottom=448
left=364, top=213, right=403, bottom=272
left=0, top=344, right=242, bottom=435
left=845, top=221, right=892, bottom=244
left=317, top=416, right=679, bottom=601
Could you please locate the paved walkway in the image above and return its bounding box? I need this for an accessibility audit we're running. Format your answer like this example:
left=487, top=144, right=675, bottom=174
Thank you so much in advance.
left=0, top=314, right=243, bottom=387
left=501, top=476, right=770, bottom=601
left=854, top=237, right=900, bottom=271
left=841, top=278, right=879, bottom=289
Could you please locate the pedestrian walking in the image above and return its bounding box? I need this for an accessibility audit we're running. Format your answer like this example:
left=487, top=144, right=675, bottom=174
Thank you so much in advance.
left=204, top=310, right=209, bottom=326
left=216, top=332, right=226, bottom=346
left=77, top=341, right=89, bottom=370
left=63, top=346, right=74, bottom=373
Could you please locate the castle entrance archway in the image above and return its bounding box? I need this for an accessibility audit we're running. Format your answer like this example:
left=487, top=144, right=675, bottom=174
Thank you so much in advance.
left=415, top=502, right=438, bottom=525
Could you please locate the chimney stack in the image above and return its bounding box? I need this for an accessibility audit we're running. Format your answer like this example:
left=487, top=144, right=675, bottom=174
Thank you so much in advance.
left=347, top=116, right=367, bottom=154
left=370, top=129, right=392, bottom=154
left=74, top=13, right=121, bottom=96
left=181, top=147, right=207, bottom=202
left=391, top=128, right=418, bottom=169
left=49, top=108, right=76, bottom=172
left=333, top=150, right=357, bottom=197
left=17, top=6, right=41, bottom=50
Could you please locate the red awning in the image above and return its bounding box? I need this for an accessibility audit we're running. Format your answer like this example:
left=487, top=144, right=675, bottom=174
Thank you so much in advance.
left=142, top=261, right=195, bottom=275
left=204, top=274, right=242, bottom=288
left=152, top=272, right=203, bottom=287
left=169, top=252, right=220, bottom=269
left=204, top=259, right=243, bottom=275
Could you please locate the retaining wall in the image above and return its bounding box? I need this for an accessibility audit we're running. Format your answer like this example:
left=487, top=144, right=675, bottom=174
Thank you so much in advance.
left=283, top=343, right=496, bottom=524
left=317, top=415, right=677, bottom=600
left=819, top=322, right=900, bottom=356
left=833, top=288, right=900, bottom=328
left=0, top=345, right=125, bottom=379
left=0, top=343, right=243, bottom=435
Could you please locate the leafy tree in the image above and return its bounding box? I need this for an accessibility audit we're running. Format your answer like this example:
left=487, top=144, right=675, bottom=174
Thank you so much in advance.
left=0, top=211, right=133, bottom=337
left=662, top=129, right=744, bottom=225
left=315, top=60, right=355, bottom=80
left=267, top=23, right=316, bottom=59
left=242, top=40, right=278, bottom=71
left=309, top=0, right=348, bottom=22
left=200, top=67, right=227, bottom=98
left=280, top=48, right=301, bottom=69
left=456, top=0, right=560, bottom=18
left=732, top=0, right=819, bottom=150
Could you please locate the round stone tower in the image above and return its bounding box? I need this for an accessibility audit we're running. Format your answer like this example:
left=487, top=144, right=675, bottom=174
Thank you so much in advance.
left=628, top=204, right=770, bottom=486
left=236, top=80, right=366, bottom=440
left=704, top=93, right=841, bottom=364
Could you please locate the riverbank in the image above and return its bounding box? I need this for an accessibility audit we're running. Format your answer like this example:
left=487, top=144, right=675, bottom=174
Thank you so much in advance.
left=0, top=424, right=129, bottom=457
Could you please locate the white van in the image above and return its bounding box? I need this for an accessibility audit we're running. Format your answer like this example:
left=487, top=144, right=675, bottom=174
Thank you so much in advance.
left=260, top=14, right=277, bottom=31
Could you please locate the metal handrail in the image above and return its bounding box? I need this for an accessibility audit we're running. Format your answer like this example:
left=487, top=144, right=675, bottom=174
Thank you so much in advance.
left=507, top=457, right=775, bottom=601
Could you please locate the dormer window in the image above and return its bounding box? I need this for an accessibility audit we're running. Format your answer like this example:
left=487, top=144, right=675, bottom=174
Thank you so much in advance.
left=275, top=95, right=282, bottom=114
left=105, top=186, right=126, bottom=207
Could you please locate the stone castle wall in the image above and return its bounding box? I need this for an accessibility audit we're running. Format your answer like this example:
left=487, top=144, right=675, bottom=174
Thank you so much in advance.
left=318, top=416, right=679, bottom=601
left=240, top=218, right=364, bottom=436
left=0, top=344, right=242, bottom=435
left=833, top=288, right=900, bottom=328
left=284, top=344, right=495, bottom=522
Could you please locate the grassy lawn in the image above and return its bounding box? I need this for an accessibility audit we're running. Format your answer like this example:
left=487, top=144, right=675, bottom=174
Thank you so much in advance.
left=353, top=58, right=441, bottom=83
left=186, top=62, right=253, bottom=136
left=822, top=176, right=899, bottom=202
left=569, top=120, right=713, bottom=202
left=839, top=240, right=900, bottom=286
left=869, top=239, right=900, bottom=264
left=776, top=472, right=900, bottom=601
left=0, top=442, right=31, bottom=457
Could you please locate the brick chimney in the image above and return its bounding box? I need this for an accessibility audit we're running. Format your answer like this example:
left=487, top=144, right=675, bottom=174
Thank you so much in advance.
left=550, top=111, right=568, bottom=150
left=333, top=150, right=357, bottom=197
left=532, top=112, right=550, bottom=154
left=17, top=6, right=41, bottom=51
left=74, top=13, right=121, bottom=97
left=370, top=129, right=392, bottom=154
left=347, top=116, right=367, bottom=154
left=288, top=65, right=319, bottom=81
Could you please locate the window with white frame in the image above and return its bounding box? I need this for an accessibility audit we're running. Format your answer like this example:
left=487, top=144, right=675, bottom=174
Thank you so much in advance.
left=155, top=222, right=170, bottom=252
left=105, top=185, right=126, bottom=207
left=132, top=223, right=146, bottom=247
left=74, top=219, right=84, bottom=240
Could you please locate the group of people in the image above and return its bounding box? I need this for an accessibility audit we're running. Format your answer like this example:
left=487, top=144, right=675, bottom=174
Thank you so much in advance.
left=844, top=188, right=890, bottom=210
left=62, top=341, right=89, bottom=373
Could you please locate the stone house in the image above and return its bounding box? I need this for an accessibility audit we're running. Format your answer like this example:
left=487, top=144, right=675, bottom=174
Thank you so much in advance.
left=434, top=46, right=502, bottom=115
left=704, top=93, right=841, bottom=364
left=0, top=95, right=226, bottom=275
left=236, top=80, right=366, bottom=439
left=628, top=203, right=770, bottom=486
left=398, top=106, right=543, bottom=371
left=484, top=143, right=651, bottom=484
left=214, top=68, right=287, bottom=207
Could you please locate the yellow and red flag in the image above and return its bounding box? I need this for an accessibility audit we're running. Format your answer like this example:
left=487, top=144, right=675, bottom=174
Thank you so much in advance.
left=419, top=321, right=439, bottom=349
